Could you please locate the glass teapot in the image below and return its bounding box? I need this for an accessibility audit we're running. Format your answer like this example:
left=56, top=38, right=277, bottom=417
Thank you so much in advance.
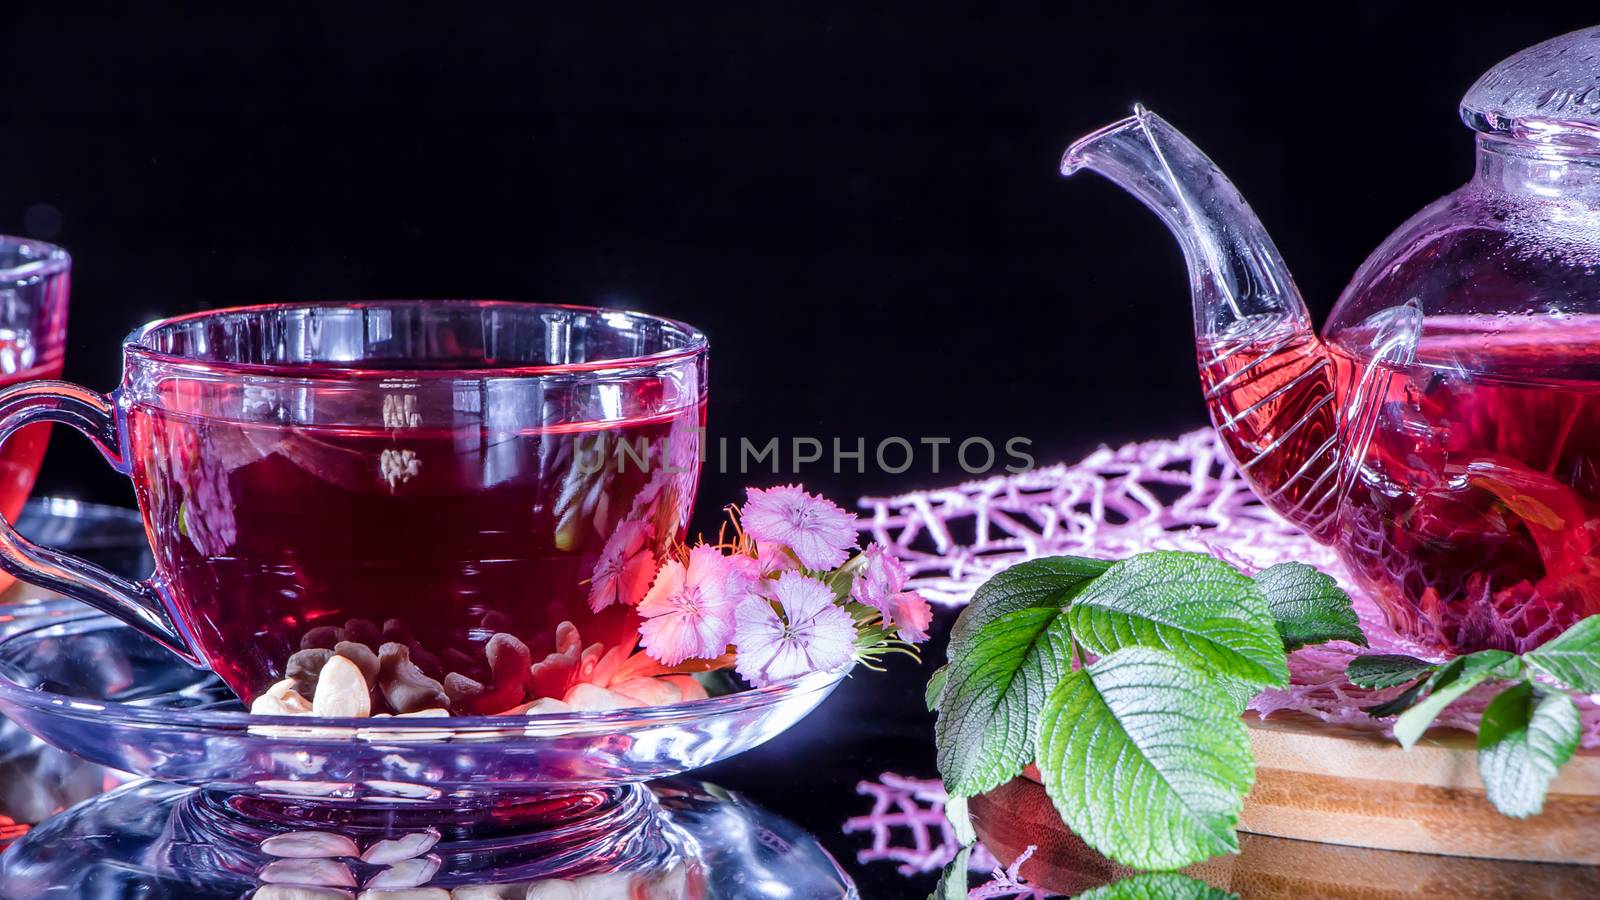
left=1063, top=26, right=1600, bottom=655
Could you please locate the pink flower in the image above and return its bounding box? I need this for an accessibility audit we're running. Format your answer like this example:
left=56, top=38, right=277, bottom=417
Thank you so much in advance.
left=638, top=546, right=742, bottom=666
left=850, top=543, right=907, bottom=614
left=847, top=543, right=930, bottom=642
left=754, top=541, right=800, bottom=578
left=888, top=590, right=933, bottom=643
left=588, top=520, right=658, bottom=613
left=721, top=550, right=764, bottom=606
left=742, top=485, right=859, bottom=571
left=733, top=571, right=856, bottom=687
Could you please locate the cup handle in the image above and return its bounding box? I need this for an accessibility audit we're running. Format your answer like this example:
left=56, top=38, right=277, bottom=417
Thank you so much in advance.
left=0, top=380, right=199, bottom=665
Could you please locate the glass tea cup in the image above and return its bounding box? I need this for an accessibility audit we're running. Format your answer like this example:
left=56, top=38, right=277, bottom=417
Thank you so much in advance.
left=0, top=237, right=70, bottom=593
left=0, top=301, right=707, bottom=708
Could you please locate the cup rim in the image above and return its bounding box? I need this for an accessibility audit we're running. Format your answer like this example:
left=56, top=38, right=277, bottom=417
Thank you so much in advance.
left=0, top=236, right=71, bottom=283
left=123, top=299, right=709, bottom=380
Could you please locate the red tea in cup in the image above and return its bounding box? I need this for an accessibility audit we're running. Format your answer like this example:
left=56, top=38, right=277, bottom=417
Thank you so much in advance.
left=0, top=301, right=705, bottom=708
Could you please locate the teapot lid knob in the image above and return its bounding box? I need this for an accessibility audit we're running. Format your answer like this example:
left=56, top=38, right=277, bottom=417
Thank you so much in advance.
left=1461, top=25, right=1600, bottom=150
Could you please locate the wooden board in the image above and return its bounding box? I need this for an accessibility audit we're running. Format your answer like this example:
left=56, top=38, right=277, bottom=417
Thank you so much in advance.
left=970, top=780, right=1600, bottom=899
left=968, top=713, right=1600, bottom=896
left=1242, top=712, right=1600, bottom=863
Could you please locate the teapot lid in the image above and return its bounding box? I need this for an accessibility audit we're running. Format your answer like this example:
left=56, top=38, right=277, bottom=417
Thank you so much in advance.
left=1461, top=25, right=1600, bottom=150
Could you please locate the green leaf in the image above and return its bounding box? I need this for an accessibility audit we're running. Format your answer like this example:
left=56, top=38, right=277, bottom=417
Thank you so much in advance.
left=1347, top=654, right=1437, bottom=690
left=1216, top=674, right=1259, bottom=715
left=925, top=665, right=948, bottom=713
left=1254, top=562, right=1366, bottom=651
left=929, top=843, right=972, bottom=900
left=1393, top=650, right=1521, bottom=749
left=1036, top=647, right=1254, bottom=870
left=937, top=607, right=1068, bottom=798
left=1439, top=649, right=1521, bottom=684
left=825, top=552, right=866, bottom=598
left=934, top=556, right=1112, bottom=799
left=946, top=555, right=1114, bottom=650
left=944, top=792, right=976, bottom=846
left=1477, top=680, right=1581, bottom=818
left=1363, top=677, right=1429, bottom=717
left=1077, top=873, right=1238, bottom=900
left=1524, top=615, right=1600, bottom=693
left=1067, top=551, right=1289, bottom=688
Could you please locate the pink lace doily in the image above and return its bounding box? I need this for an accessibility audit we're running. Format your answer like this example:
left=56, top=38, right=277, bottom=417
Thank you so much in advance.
left=847, top=430, right=1600, bottom=895
left=857, top=429, right=1600, bottom=742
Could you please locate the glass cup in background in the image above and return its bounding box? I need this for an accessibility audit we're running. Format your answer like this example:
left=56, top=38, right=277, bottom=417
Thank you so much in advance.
left=0, top=238, right=70, bottom=594
left=0, top=301, right=706, bottom=707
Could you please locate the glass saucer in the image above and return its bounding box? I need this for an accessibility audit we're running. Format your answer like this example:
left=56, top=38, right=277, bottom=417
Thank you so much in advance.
left=0, top=610, right=846, bottom=815
left=0, top=498, right=154, bottom=851
left=0, top=778, right=859, bottom=897
left=1, top=497, right=153, bottom=627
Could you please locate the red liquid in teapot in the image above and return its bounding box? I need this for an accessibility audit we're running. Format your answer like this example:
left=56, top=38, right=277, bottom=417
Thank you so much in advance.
left=127, top=395, right=703, bottom=704
left=1199, top=326, right=1342, bottom=542
left=1205, top=318, right=1600, bottom=655
left=1333, top=321, right=1600, bottom=654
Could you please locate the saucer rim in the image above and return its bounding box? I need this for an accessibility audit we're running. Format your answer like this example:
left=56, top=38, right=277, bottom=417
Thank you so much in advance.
left=0, top=609, right=849, bottom=735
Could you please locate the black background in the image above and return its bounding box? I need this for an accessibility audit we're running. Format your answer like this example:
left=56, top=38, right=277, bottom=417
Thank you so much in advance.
left=2, top=6, right=1594, bottom=895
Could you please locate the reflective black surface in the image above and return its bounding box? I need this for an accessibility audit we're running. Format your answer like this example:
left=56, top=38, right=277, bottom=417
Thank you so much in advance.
left=702, top=609, right=947, bottom=896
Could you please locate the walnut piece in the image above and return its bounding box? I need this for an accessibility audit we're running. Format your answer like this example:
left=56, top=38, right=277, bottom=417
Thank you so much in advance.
left=377, top=642, right=450, bottom=714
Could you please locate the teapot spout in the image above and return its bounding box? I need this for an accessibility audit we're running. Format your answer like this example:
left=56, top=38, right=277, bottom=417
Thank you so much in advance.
left=1061, top=106, right=1313, bottom=337
left=1063, top=107, right=1347, bottom=538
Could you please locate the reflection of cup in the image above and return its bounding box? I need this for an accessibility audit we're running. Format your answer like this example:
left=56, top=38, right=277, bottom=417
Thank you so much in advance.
left=0, top=237, right=70, bottom=594
left=0, top=301, right=706, bottom=706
